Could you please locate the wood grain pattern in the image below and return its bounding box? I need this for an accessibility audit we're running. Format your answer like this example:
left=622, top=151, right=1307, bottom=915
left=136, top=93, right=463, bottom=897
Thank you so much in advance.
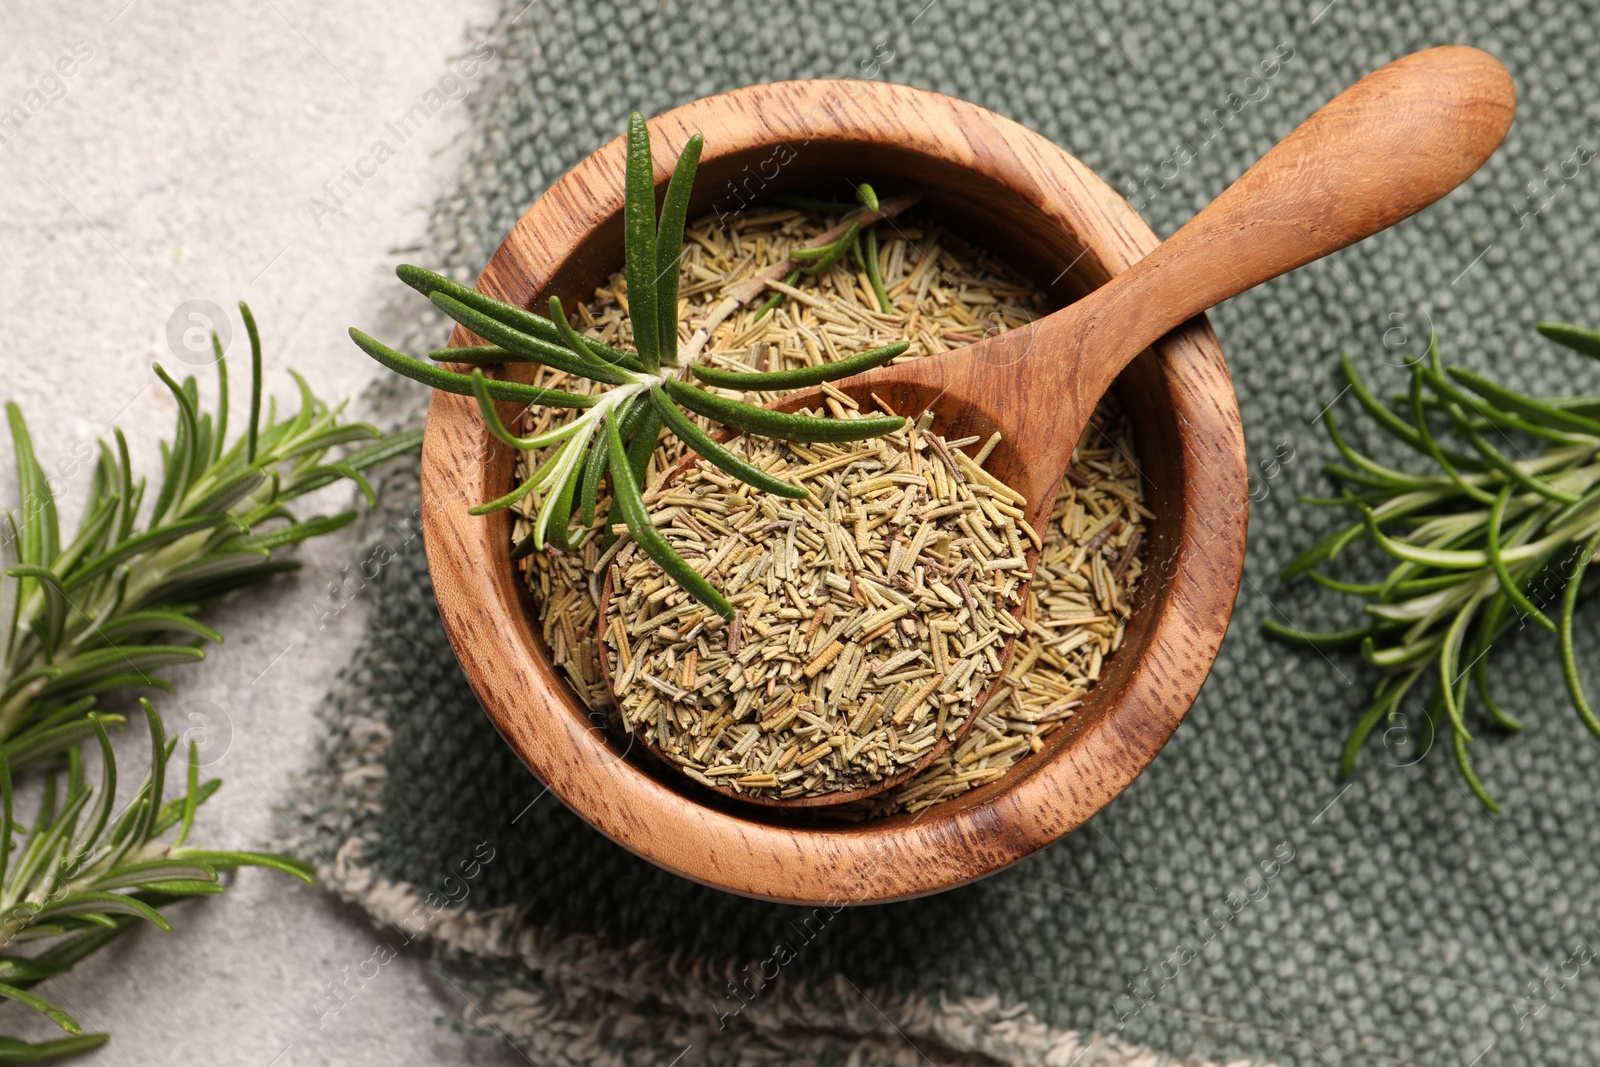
left=423, top=77, right=1256, bottom=902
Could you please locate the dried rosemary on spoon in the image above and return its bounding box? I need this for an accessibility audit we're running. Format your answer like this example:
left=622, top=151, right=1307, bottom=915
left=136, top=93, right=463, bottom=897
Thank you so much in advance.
left=604, top=408, right=1032, bottom=799
left=1269, top=322, right=1600, bottom=810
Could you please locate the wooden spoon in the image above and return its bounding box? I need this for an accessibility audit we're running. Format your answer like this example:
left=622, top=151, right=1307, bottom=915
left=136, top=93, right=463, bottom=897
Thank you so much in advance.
left=604, top=45, right=1515, bottom=805
left=819, top=45, right=1514, bottom=541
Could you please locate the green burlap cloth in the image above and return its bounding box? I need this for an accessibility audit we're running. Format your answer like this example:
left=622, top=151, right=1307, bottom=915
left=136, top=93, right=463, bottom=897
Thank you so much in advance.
left=288, top=1, right=1600, bottom=1063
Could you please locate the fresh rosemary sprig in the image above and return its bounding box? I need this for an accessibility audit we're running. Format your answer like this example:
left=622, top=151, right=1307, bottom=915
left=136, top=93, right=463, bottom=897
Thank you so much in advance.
left=0, top=701, right=312, bottom=1058
left=1, top=305, right=421, bottom=765
left=773, top=183, right=895, bottom=315
left=0, top=307, right=390, bottom=1057
left=351, top=112, right=909, bottom=619
left=1267, top=322, right=1600, bottom=809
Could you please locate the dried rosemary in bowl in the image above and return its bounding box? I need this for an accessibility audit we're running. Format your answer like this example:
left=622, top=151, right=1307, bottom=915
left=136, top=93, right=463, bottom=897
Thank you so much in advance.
left=510, top=204, right=1152, bottom=814
left=602, top=407, right=1032, bottom=799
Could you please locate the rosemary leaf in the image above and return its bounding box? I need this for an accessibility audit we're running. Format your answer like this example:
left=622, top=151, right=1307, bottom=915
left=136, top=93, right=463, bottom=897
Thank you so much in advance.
left=397, top=264, right=637, bottom=367
left=862, top=224, right=892, bottom=314
left=578, top=418, right=611, bottom=529
left=689, top=341, right=907, bottom=390
left=349, top=328, right=596, bottom=409
left=624, top=112, right=660, bottom=372
left=654, top=133, right=703, bottom=366
left=795, top=220, right=859, bottom=275
left=1260, top=619, right=1371, bottom=648
left=1485, top=486, right=1556, bottom=630
left=1538, top=320, right=1600, bottom=360
left=624, top=405, right=662, bottom=490
left=431, top=294, right=632, bottom=386
left=1449, top=365, right=1600, bottom=437
left=469, top=368, right=589, bottom=452
left=1559, top=525, right=1600, bottom=738
left=429, top=345, right=518, bottom=364
left=243, top=303, right=262, bottom=464
left=647, top=387, right=807, bottom=499
left=548, top=296, right=637, bottom=378
left=662, top=379, right=904, bottom=442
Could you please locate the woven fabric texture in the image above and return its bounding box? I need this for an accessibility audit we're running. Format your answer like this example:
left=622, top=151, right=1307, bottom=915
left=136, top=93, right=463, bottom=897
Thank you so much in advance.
left=290, top=1, right=1600, bottom=1064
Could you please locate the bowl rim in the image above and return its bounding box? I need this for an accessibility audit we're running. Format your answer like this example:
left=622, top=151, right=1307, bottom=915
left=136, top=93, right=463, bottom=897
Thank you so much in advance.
left=420, top=78, right=1248, bottom=904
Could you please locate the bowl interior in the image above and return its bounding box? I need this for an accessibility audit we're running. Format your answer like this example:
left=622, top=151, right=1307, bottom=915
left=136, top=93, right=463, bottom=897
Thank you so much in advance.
left=491, top=151, right=1179, bottom=817
left=424, top=80, right=1246, bottom=902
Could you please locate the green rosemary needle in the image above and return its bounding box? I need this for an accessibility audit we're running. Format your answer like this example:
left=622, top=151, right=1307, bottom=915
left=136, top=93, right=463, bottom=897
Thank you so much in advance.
left=688, top=341, right=906, bottom=390
left=772, top=183, right=892, bottom=309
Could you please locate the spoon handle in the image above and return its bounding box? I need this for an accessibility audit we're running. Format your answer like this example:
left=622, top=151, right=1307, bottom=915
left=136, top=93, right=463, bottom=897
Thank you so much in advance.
left=1071, top=45, right=1514, bottom=402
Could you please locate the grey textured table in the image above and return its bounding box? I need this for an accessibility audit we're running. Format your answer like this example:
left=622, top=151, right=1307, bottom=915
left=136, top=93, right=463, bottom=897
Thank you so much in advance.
left=0, top=2, right=522, bottom=1063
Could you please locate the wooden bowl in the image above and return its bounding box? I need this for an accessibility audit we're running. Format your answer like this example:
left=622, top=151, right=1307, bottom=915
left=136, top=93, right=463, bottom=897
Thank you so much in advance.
left=421, top=80, right=1247, bottom=904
